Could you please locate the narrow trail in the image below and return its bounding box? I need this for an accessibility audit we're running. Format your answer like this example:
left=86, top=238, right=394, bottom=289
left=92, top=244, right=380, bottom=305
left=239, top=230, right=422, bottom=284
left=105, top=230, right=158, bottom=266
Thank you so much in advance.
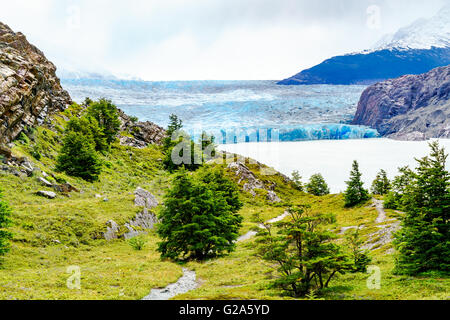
left=236, top=211, right=290, bottom=243
left=373, top=198, right=387, bottom=223
left=143, top=268, right=198, bottom=300
left=144, top=211, right=290, bottom=300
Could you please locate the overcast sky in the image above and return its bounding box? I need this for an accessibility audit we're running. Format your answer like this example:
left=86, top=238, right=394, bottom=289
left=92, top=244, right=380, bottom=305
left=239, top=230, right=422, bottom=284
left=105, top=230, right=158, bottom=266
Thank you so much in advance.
left=0, top=0, right=448, bottom=80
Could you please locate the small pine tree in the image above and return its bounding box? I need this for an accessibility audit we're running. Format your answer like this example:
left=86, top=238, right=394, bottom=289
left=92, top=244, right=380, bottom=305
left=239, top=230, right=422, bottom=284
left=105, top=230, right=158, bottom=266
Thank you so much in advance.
left=344, top=161, right=369, bottom=207
left=345, top=228, right=372, bottom=273
left=0, top=188, right=12, bottom=257
left=157, top=167, right=243, bottom=260
left=306, top=173, right=330, bottom=196
left=86, top=98, right=121, bottom=145
left=383, top=166, right=415, bottom=210
left=371, top=169, right=391, bottom=195
left=56, top=131, right=103, bottom=182
left=291, top=170, right=304, bottom=191
left=255, top=206, right=353, bottom=297
left=66, top=116, right=108, bottom=153
left=394, top=141, right=450, bottom=275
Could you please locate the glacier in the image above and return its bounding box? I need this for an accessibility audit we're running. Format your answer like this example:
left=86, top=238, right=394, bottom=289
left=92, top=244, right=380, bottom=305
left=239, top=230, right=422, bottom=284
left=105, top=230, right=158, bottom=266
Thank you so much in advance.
left=61, top=79, right=377, bottom=144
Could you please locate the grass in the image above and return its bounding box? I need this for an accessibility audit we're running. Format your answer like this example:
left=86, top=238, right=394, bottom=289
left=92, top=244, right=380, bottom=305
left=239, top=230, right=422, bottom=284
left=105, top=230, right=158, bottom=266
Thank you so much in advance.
left=0, top=111, right=448, bottom=300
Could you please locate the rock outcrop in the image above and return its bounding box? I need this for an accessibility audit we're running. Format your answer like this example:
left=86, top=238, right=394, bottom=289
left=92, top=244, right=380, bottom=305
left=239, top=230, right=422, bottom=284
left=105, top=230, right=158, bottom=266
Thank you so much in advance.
left=118, top=110, right=166, bottom=147
left=104, top=187, right=160, bottom=241
left=352, top=65, right=450, bottom=140
left=0, top=22, right=71, bottom=146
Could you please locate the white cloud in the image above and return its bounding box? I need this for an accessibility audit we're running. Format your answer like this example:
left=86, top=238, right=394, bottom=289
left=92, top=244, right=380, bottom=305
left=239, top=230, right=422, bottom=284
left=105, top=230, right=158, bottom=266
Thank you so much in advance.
left=0, top=0, right=448, bottom=80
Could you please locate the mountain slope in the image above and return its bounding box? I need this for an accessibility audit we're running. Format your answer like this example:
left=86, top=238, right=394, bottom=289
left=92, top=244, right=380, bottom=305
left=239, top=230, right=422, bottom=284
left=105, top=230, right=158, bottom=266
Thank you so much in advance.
left=352, top=65, right=450, bottom=140
left=0, top=22, right=71, bottom=145
left=278, top=6, right=450, bottom=85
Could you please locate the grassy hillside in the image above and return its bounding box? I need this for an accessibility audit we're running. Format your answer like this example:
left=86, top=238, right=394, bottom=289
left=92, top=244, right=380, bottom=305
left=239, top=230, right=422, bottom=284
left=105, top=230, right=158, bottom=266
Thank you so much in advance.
left=0, top=108, right=448, bottom=300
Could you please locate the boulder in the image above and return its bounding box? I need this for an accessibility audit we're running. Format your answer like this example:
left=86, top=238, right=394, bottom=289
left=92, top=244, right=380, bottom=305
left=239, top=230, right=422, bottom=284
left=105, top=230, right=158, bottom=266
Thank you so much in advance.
left=104, top=220, right=120, bottom=241
left=38, top=177, right=53, bottom=187
left=134, top=187, right=158, bottom=209
left=36, top=191, right=56, bottom=199
left=267, top=191, right=282, bottom=203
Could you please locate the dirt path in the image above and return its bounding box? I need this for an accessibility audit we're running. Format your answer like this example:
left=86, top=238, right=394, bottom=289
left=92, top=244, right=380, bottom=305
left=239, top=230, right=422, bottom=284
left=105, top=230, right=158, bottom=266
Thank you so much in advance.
left=236, top=211, right=290, bottom=243
left=143, top=268, right=198, bottom=300
left=144, top=211, right=290, bottom=300
left=373, top=198, right=387, bottom=223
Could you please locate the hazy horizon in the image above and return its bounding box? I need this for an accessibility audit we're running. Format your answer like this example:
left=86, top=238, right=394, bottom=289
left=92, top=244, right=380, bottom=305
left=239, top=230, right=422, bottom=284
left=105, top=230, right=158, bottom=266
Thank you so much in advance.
left=1, top=0, right=448, bottom=81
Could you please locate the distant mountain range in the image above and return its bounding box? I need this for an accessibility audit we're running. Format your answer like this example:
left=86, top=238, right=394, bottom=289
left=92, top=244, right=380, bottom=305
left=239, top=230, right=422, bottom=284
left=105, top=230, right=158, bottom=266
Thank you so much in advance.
left=278, top=5, right=450, bottom=85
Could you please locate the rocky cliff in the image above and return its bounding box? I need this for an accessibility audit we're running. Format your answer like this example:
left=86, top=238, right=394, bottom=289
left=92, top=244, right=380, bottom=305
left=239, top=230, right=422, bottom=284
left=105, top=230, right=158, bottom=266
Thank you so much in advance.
left=352, top=65, right=450, bottom=140
left=0, top=22, right=71, bottom=146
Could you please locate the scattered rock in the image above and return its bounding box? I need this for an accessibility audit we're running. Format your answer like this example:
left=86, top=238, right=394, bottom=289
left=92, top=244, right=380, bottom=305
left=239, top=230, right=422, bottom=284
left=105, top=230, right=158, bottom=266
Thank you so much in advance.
left=267, top=191, right=281, bottom=203
left=38, top=177, right=53, bottom=187
left=123, top=208, right=159, bottom=239
left=36, top=191, right=56, bottom=199
left=104, top=220, right=120, bottom=241
left=134, top=187, right=158, bottom=209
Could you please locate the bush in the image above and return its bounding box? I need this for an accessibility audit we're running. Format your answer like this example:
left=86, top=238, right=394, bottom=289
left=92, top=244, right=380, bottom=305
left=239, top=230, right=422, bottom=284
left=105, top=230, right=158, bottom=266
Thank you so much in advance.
left=306, top=173, right=330, bottom=196
left=86, top=98, right=121, bottom=145
left=56, top=131, right=103, bottom=182
left=157, top=167, right=243, bottom=260
left=128, top=236, right=146, bottom=251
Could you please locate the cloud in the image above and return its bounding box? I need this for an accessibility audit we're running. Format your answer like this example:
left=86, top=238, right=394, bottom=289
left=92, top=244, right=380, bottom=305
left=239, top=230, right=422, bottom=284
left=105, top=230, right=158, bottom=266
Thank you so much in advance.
left=0, top=0, right=448, bottom=80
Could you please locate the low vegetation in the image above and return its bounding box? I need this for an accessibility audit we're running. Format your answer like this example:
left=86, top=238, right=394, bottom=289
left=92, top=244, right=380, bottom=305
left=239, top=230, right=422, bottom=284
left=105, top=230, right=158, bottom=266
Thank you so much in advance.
left=0, top=102, right=448, bottom=300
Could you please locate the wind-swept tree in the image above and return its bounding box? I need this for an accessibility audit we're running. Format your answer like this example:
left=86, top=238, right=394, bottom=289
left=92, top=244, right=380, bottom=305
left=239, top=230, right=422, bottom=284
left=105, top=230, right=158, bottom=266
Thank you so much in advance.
left=255, top=206, right=353, bottom=297
left=344, top=161, right=369, bottom=207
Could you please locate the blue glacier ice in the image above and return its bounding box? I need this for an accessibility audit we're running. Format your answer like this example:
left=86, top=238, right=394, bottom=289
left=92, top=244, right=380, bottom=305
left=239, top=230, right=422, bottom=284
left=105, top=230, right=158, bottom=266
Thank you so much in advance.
left=61, top=79, right=378, bottom=144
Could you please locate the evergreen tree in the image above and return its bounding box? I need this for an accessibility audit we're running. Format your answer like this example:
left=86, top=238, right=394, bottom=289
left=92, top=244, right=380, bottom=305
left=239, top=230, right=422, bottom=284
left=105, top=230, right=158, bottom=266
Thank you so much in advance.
left=66, top=116, right=108, bottom=153
left=255, top=206, right=353, bottom=297
left=86, top=98, right=121, bottom=145
left=371, top=169, right=391, bottom=195
left=157, top=167, right=243, bottom=260
left=306, top=173, right=330, bottom=196
left=384, top=166, right=415, bottom=210
left=344, top=161, right=369, bottom=207
left=56, top=131, right=103, bottom=182
left=0, top=188, right=12, bottom=257
left=291, top=170, right=304, bottom=191
left=345, top=228, right=372, bottom=273
left=394, top=141, right=450, bottom=275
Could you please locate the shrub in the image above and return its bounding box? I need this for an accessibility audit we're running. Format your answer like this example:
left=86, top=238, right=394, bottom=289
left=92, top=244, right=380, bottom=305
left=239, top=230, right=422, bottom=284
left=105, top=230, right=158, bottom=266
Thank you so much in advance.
left=86, top=98, right=121, bottom=145
left=128, top=236, right=146, bottom=251
left=306, top=173, right=330, bottom=196
left=56, top=131, right=103, bottom=182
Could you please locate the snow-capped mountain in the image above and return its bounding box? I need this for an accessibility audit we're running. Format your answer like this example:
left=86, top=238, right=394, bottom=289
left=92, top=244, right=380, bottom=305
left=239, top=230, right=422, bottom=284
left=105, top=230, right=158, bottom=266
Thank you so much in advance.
left=278, top=5, right=450, bottom=85
left=373, top=5, right=450, bottom=51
